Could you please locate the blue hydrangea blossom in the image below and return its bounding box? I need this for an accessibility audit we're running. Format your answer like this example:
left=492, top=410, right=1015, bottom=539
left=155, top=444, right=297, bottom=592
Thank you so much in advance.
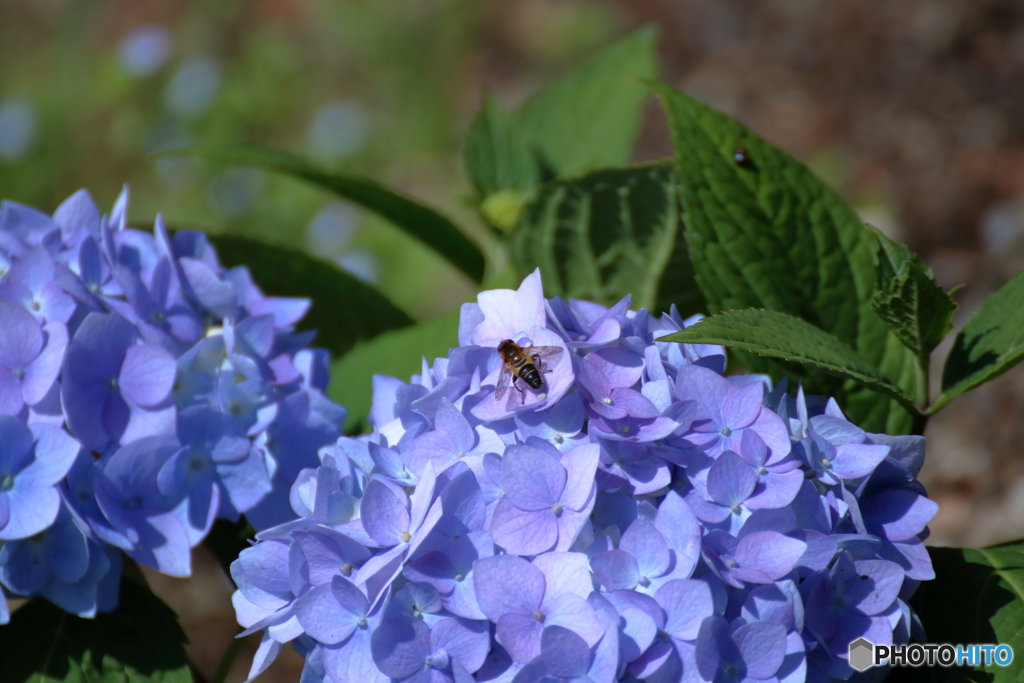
left=0, top=188, right=345, bottom=620
left=231, top=270, right=937, bottom=683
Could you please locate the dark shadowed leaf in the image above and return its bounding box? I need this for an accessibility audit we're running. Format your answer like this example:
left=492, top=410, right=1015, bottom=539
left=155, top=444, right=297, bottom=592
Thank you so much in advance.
left=663, top=308, right=918, bottom=414
left=654, top=84, right=918, bottom=434
left=901, top=543, right=1024, bottom=683
left=211, top=234, right=413, bottom=358
left=204, top=518, right=256, bottom=579
left=870, top=226, right=957, bottom=367
left=0, top=578, right=192, bottom=683
left=329, top=308, right=461, bottom=434
left=516, top=26, right=658, bottom=177
left=510, top=161, right=705, bottom=316
left=168, top=146, right=485, bottom=283
left=939, top=271, right=1024, bottom=406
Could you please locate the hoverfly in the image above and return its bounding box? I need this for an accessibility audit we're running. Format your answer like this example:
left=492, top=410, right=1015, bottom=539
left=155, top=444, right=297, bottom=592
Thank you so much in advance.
left=495, top=339, right=563, bottom=404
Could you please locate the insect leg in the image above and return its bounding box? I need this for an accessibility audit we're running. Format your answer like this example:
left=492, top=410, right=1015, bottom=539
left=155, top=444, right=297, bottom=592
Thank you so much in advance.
left=513, top=374, right=526, bottom=405
left=533, top=355, right=553, bottom=375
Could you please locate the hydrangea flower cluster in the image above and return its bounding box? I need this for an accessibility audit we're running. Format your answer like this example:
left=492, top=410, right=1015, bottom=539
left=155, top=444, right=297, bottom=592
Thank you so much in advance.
left=232, top=270, right=937, bottom=683
left=0, top=189, right=344, bottom=623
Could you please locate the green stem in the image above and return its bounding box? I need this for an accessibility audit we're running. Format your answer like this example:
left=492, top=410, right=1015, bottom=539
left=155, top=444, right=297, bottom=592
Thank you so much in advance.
left=924, top=390, right=954, bottom=416
left=915, top=353, right=930, bottom=410
left=212, top=631, right=247, bottom=683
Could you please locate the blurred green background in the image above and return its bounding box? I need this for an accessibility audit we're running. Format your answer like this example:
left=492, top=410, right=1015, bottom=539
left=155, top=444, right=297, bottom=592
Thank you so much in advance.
left=6, top=1, right=1024, bottom=680
left=0, top=0, right=629, bottom=322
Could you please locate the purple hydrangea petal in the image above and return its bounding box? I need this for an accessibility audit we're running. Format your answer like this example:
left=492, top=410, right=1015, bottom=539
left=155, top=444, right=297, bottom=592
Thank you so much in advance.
left=514, top=393, right=586, bottom=452
left=53, top=190, right=100, bottom=236
left=626, top=640, right=678, bottom=681
left=884, top=536, right=935, bottom=581
left=332, top=574, right=371, bottom=617
left=495, top=612, right=544, bottom=664
left=746, top=469, right=805, bottom=511
left=433, top=398, right=476, bottom=454
left=23, top=321, right=67, bottom=406
left=540, top=626, right=591, bottom=679
left=656, top=578, right=715, bottom=641
left=540, top=591, right=603, bottom=650
left=179, top=256, right=237, bottom=318
left=732, top=531, right=807, bottom=583
left=0, top=424, right=66, bottom=540
left=746, top=408, right=792, bottom=461
left=434, top=617, right=490, bottom=674
left=560, top=443, right=599, bottom=511
left=810, top=414, right=865, bottom=446
left=706, top=451, right=757, bottom=508
left=720, top=382, right=764, bottom=430
left=591, top=549, right=639, bottom=591
left=733, top=620, right=787, bottom=679
left=473, top=554, right=543, bottom=621
left=470, top=268, right=546, bottom=347
left=501, top=444, right=565, bottom=511
left=322, top=627, right=387, bottom=683
left=741, top=582, right=802, bottom=632
left=674, top=364, right=731, bottom=425
left=531, top=551, right=593, bottom=602
left=119, top=343, right=176, bottom=407
left=862, top=489, right=939, bottom=542
left=654, top=490, right=701, bottom=570
left=578, top=348, right=644, bottom=404
left=61, top=312, right=135, bottom=450
left=602, top=589, right=662, bottom=663
left=619, top=517, right=671, bottom=581
left=584, top=593, right=622, bottom=683
left=831, top=443, right=891, bottom=480
left=490, top=496, right=558, bottom=556
left=0, top=300, right=43, bottom=399
left=232, top=540, right=293, bottom=607
left=294, top=582, right=359, bottom=645
left=694, top=616, right=728, bottom=680
left=361, top=475, right=411, bottom=546
left=245, top=634, right=283, bottom=683
left=848, top=558, right=905, bottom=616
left=295, top=528, right=370, bottom=587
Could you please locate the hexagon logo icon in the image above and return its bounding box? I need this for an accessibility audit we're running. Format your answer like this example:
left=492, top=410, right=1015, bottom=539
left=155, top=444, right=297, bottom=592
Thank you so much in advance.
left=849, top=637, right=875, bottom=672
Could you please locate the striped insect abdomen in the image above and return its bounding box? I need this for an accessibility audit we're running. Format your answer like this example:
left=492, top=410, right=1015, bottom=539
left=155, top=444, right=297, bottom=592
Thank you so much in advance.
left=517, top=360, right=544, bottom=389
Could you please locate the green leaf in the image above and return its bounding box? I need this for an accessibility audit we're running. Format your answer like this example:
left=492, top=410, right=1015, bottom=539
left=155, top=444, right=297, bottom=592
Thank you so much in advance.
left=0, top=577, right=192, bottom=683
left=662, top=308, right=918, bottom=413
left=465, top=93, right=539, bottom=201
left=653, top=84, right=919, bottom=433
left=509, top=161, right=704, bottom=316
left=939, top=271, right=1024, bottom=404
left=210, top=234, right=413, bottom=358
left=870, top=226, right=957, bottom=363
left=906, top=543, right=1024, bottom=682
left=328, top=308, right=461, bottom=433
left=168, top=146, right=485, bottom=284
left=516, top=26, right=658, bottom=177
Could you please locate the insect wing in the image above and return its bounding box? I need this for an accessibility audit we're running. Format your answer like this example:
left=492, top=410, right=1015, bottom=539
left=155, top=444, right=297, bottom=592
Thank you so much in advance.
left=527, top=345, right=563, bottom=361
left=494, top=364, right=512, bottom=401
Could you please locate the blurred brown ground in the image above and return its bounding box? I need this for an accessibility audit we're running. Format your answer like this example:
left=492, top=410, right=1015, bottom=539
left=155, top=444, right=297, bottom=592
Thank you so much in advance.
left=9, top=1, right=1024, bottom=681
